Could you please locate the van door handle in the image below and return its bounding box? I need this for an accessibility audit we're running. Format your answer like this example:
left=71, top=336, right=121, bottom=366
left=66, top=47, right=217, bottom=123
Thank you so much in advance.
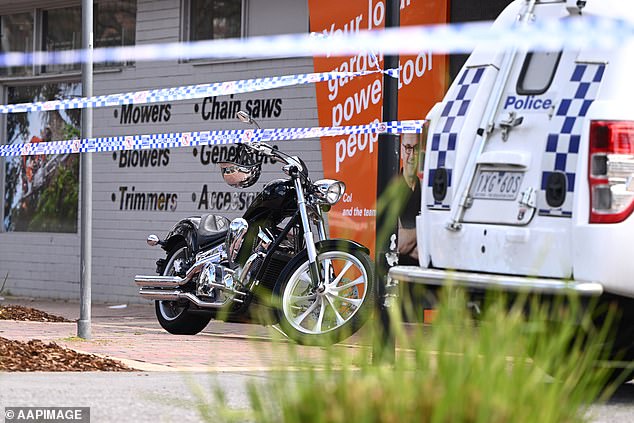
left=499, top=112, right=524, bottom=141
left=519, top=187, right=536, bottom=209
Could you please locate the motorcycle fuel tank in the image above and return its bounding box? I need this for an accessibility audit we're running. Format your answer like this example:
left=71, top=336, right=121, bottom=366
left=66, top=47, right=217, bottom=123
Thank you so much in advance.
left=242, top=178, right=297, bottom=220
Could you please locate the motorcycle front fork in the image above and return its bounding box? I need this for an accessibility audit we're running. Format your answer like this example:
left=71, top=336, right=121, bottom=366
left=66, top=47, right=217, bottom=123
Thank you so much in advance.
left=293, top=176, right=324, bottom=290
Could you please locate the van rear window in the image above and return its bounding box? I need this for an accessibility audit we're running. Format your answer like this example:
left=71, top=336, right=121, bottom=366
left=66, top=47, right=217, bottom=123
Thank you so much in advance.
left=517, top=51, right=561, bottom=95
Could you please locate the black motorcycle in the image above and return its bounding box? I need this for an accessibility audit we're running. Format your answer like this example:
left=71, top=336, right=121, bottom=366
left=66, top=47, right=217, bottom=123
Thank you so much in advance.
left=134, top=111, right=375, bottom=345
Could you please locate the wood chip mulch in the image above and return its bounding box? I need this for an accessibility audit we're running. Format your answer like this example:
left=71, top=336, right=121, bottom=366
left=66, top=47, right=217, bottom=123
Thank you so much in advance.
left=0, top=337, right=133, bottom=372
left=0, top=304, right=71, bottom=322
left=0, top=304, right=133, bottom=371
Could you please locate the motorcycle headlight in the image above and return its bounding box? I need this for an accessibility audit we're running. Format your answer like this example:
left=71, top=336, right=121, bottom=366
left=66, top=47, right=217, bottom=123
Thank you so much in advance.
left=312, top=179, right=346, bottom=205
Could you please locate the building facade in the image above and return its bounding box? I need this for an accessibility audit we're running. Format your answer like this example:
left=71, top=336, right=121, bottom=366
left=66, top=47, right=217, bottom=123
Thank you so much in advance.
left=0, top=0, right=511, bottom=303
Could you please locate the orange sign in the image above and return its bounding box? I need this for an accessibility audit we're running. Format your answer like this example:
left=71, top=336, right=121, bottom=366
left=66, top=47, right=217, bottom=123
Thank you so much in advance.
left=309, top=0, right=448, bottom=257
left=399, top=2, right=449, bottom=120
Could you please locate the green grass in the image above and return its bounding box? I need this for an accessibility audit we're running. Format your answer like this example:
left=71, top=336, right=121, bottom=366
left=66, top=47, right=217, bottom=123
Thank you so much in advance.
left=195, top=287, right=623, bottom=423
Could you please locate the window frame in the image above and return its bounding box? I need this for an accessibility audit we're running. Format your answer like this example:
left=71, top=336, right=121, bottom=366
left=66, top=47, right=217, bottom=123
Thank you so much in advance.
left=41, top=5, right=83, bottom=74
left=0, top=11, right=38, bottom=77
left=92, top=0, right=137, bottom=68
left=0, top=0, right=137, bottom=79
left=181, top=0, right=247, bottom=46
left=1, top=76, right=82, bottom=234
left=0, top=1, right=135, bottom=234
left=516, top=51, right=562, bottom=96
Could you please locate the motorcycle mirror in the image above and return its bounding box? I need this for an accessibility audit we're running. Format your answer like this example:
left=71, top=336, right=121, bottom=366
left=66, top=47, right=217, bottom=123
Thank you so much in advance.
left=236, top=110, right=261, bottom=129
left=146, top=234, right=161, bottom=246
left=236, top=110, right=252, bottom=124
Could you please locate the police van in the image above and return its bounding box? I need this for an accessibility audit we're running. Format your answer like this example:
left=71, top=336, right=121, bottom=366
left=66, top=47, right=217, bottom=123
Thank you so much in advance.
left=389, top=0, right=634, bottom=359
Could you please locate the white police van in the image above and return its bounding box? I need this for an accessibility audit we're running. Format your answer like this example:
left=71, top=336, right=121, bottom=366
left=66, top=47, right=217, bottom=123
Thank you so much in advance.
left=390, top=0, right=634, bottom=359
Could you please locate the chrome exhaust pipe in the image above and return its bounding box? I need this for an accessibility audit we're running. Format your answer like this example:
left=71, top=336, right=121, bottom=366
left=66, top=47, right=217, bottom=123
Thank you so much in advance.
left=134, top=255, right=217, bottom=288
left=139, top=289, right=182, bottom=301
left=138, top=289, right=232, bottom=308
left=135, top=275, right=181, bottom=288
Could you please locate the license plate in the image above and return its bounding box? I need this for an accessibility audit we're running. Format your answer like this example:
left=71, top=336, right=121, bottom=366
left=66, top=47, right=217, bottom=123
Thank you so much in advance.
left=472, top=170, right=523, bottom=201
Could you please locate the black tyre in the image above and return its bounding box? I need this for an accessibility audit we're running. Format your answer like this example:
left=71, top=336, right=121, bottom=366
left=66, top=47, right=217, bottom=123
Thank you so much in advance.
left=155, top=243, right=212, bottom=335
left=273, top=244, right=375, bottom=346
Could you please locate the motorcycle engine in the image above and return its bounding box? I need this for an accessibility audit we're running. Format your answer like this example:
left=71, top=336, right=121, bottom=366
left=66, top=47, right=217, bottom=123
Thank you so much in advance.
left=196, top=262, right=235, bottom=301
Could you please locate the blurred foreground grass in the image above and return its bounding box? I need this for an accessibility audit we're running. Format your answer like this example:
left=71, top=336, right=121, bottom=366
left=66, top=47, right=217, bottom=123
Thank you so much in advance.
left=195, top=288, right=627, bottom=423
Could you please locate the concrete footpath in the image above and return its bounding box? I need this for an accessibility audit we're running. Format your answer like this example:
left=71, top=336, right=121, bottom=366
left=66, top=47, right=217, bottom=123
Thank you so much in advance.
left=0, top=296, right=367, bottom=372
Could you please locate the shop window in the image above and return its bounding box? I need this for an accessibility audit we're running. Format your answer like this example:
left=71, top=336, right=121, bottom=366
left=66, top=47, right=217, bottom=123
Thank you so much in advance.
left=42, top=7, right=82, bottom=73
left=0, top=13, right=34, bottom=76
left=95, top=0, right=137, bottom=50
left=0, top=1, right=136, bottom=76
left=3, top=83, right=82, bottom=233
left=187, top=0, right=244, bottom=42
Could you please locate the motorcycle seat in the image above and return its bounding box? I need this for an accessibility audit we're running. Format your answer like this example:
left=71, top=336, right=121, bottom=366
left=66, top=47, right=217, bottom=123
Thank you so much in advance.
left=197, top=214, right=229, bottom=246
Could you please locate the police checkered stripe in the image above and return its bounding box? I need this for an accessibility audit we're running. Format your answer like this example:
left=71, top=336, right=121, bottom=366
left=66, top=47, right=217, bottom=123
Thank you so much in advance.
left=0, top=120, right=424, bottom=157
left=426, top=67, right=485, bottom=210
left=0, top=70, right=385, bottom=114
left=538, top=63, right=606, bottom=218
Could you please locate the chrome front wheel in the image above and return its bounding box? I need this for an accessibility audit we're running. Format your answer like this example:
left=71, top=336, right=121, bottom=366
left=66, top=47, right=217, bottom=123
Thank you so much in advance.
left=274, top=246, right=375, bottom=345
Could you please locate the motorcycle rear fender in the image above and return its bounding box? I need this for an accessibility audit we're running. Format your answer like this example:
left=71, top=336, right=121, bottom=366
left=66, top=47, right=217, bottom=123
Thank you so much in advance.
left=162, top=217, right=200, bottom=254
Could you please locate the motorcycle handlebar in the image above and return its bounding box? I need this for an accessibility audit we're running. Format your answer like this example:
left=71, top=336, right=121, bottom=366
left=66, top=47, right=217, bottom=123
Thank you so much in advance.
left=236, top=111, right=308, bottom=178
left=243, top=141, right=308, bottom=178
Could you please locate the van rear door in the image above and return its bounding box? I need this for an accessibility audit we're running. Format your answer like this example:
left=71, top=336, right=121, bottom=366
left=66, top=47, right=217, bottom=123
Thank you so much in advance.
left=461, top=49, right=608, bottom=226
left=425, top=3, right=608, bottom=278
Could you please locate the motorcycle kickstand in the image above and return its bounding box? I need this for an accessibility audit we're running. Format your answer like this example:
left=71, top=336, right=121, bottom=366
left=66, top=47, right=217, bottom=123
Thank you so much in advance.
left=269, top=324, right=289, bottom=339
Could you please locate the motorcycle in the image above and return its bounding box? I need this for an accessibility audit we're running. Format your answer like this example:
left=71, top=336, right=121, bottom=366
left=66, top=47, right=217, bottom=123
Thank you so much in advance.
left=134, top=111, right=375, bottom=345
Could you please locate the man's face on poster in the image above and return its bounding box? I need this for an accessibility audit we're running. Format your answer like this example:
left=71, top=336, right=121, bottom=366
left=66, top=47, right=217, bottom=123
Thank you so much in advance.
left=401, top=133, right=419, bottom=179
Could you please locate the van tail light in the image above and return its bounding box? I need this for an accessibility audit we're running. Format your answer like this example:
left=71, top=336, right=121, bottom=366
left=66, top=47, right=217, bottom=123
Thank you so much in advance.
left=589, top=120, right=634, bottom=223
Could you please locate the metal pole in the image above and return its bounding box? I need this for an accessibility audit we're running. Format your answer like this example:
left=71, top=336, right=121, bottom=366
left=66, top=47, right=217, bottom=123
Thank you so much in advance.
left=373, top=0, right=399, bottom=364
left=78, top=0, right=93, bottom=340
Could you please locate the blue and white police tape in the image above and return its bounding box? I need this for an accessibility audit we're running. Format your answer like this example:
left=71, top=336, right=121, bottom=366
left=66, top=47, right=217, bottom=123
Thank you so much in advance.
left=0, top=69, right=395, bottom=114
left=0, top=120, right=425, bottom=158
left=0, top=15, right=631, bottom=68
